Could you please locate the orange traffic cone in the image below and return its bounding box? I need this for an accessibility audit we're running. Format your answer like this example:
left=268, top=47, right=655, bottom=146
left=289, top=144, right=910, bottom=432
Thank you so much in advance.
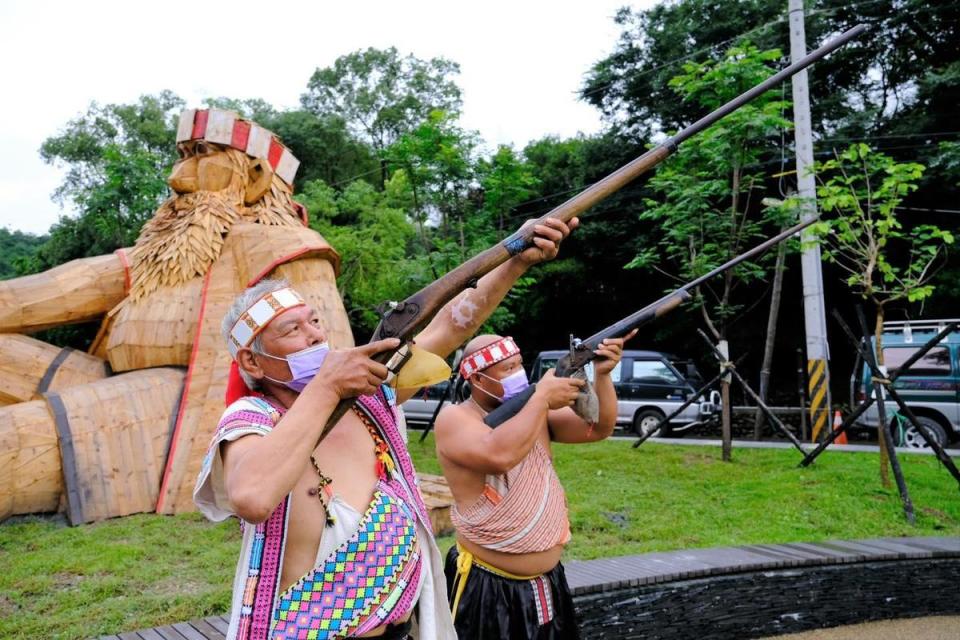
left=832, top=410, right=848, bottom=445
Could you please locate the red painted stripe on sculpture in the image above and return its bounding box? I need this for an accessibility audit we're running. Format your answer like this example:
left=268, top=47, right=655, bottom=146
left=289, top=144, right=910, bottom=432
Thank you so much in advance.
left=232, top=120, right=251, bottom=150
left=267, top=138, right=283, bottom=169
left=191, top=109, right=209, bottom=139
left=156, top=268, right=213, bottom=512
left=114, top=248, right=131, bottom=293
left=245, top=246, right=342, bottom=287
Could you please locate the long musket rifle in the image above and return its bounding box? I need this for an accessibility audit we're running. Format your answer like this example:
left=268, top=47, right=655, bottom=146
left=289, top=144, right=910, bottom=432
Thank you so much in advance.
left=483, top=219, right=815, bottom=427
left=316, top=25, right=867, bottom=443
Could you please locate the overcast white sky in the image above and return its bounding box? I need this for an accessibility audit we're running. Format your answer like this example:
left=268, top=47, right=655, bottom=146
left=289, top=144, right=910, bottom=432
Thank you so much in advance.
left=0, top=0, right=654, bottom=235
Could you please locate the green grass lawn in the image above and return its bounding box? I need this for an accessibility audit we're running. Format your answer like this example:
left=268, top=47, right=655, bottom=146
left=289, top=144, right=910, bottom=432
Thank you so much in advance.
left=1, top=438, right=958, bottom=639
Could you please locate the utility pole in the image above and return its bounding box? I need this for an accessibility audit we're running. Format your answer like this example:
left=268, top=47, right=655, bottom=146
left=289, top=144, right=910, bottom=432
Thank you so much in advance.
left=788, top=0, right=831, bottom=440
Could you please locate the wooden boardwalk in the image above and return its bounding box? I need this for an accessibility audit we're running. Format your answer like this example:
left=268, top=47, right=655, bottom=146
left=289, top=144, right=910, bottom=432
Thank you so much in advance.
left=99, top=536, right=960, bottom=639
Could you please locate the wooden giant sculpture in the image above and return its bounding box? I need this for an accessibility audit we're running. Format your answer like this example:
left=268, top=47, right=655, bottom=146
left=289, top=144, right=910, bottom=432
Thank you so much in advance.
left=0, top=109, right=353, bottom=523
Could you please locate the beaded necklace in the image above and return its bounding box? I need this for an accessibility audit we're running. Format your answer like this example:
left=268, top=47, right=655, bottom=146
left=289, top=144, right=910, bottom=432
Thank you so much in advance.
left=308, top=405, right=395, bottom=526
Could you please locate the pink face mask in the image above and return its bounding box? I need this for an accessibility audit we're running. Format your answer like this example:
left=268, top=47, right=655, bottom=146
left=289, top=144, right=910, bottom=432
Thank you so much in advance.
left=258, top=343, right=330, bottom=392
left=477, top=368, right=530, bottom=403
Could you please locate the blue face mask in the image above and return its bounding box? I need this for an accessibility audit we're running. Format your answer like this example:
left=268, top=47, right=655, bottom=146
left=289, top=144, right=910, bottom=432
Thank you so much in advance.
left=477, top=368, right=530, bottom=403
left=257, top=343, right=330, bottom=392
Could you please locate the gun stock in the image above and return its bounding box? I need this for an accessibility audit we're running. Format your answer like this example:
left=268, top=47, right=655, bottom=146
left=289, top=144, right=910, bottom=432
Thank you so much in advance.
left=315, top=26, right=865, bottom=443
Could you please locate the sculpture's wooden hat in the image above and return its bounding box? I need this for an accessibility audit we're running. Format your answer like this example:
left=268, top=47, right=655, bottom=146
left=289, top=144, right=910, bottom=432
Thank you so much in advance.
left=176, top=108, right=300, bottom=186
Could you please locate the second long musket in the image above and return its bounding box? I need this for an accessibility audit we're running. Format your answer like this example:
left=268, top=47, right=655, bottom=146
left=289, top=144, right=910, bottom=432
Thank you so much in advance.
left=484, top=218, right=816, bottom=427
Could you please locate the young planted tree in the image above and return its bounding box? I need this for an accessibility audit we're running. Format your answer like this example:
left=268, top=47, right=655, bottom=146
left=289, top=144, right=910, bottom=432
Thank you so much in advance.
left=630, top=44, right=792, bottom=340
left=627, top=43, right=794, bottom=457
left=808, top=143, right=954, bottom=483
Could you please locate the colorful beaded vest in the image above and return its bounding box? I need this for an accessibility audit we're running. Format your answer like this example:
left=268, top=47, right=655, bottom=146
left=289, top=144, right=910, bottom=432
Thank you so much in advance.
left=222, top=388, right=430, bottom=640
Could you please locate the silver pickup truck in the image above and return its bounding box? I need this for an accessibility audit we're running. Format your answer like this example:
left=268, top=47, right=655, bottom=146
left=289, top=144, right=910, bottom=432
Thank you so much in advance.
left=530, top=350, right=720, bottom=436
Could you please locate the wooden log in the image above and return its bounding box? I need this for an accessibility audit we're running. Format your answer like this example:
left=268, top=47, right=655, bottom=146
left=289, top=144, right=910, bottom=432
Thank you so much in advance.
left=0, top=253, right=127, bottom=333
left=0, top=399, right=62, bottom=520
left=0, top=334, right=108, bottom=406
left=417, top=473, right=455, bottom=537
left=0, top=368, right=185, bottom=524
left=48, top=368, right=185, bottom=524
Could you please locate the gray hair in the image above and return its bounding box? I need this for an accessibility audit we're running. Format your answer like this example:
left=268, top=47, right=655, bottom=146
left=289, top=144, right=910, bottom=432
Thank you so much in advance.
left=222, top=278, right=292, bottom=390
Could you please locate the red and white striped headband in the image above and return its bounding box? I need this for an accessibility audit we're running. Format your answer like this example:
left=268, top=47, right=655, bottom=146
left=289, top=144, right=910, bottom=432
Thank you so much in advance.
left=228, top=287, right=306, bottom=359
left=460, top=337, right=521, bottom=377
left=176, top=108, right=300, bottom=187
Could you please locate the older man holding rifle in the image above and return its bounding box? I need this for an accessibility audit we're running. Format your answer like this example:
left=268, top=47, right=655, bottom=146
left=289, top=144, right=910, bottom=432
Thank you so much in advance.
left=193, top=218, right=576, bottom=640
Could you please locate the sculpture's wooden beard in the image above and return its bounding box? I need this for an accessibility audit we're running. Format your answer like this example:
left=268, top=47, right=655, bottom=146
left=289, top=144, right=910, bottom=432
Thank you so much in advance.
left=129, top=149, right=303, bottom=300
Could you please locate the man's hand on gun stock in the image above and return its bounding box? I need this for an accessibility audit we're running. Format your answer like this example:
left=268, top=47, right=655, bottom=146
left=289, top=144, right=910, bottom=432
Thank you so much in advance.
left=308, top=338, right=401, bottom=399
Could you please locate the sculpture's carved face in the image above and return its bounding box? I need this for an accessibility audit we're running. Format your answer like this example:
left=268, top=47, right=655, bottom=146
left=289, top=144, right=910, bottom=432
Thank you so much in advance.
left=168, top=140, right=274, bottom=204
left=128, top=141, right=304, bottom=299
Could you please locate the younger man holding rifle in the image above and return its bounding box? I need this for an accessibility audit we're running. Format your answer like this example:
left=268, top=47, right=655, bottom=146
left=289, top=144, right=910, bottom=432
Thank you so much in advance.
left=436, top=331, right=632, bottom=639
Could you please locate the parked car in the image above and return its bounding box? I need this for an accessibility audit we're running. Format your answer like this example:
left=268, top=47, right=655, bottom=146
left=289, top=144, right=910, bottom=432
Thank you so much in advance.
left=530, top=349, right=720, bottom=437
left=400, top=379, right=453, bottom=425
left=851, top=319, right=960, bottom=448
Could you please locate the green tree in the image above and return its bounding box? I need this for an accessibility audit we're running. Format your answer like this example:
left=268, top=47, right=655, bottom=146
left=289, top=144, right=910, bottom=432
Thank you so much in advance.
left=581, top=0, right=960, bottom=144
left=385, top=111, right=478, bottom=262
left=628, top=44, right=794, bottom=341
left=19, top=143, right=170, bottom=274
left=477, top=146, right=540, bottom=238
left=297, top=178, right=424, bottom=334
left=0, top=229, right=46, bottom=278
left=302, top=47, right=462, bottom=185
left=40, top=91, right=181, bottom=207
left=809, top=143, right=954, bottom=344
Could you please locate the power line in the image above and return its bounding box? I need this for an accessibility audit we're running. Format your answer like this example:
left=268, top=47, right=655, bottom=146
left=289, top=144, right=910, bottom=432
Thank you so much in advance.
left=818, top=131, right=960, bottom=143
left=896, top=206, right=960, bottom=215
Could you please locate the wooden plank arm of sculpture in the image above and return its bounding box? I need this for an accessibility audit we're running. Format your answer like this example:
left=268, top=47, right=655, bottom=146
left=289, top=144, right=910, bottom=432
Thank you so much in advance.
left=0, top=253, right=129, bottom=334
